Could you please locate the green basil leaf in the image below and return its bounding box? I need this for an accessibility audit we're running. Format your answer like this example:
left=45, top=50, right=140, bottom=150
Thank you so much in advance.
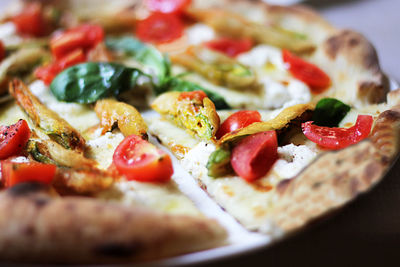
left=167, top=78, right=230, bottom=110
left=312, top=98, right=351, bottom=127
left=50, top=62, right=143, bottom=104
left=105, top=36, right=170, bottom=86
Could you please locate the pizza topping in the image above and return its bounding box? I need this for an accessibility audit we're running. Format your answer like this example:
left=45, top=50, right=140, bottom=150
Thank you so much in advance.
left=11, top=2, right=47, bottom=37
left=206, top=146, right=232, bottom=178
left=105, top=36, right=170, bottom=92
left=205, top=38, right=253, bottom=57
left=216, top=110, right=262, bottom=140
left=50, top=62, right=145, bottom=104
left=95, top=99, right=148, bottom=138
left=185, top=23, right=216, bottom=45
left=231, top=131, right=278, bottom=182
left=312, top=98, right=351, bottom=127
left=152, top=91, right=220, bottom=140
left=136, top=12, right=184, bottom=44
left=302, top=115, right=373, bottom=150
left=282, top=50, right=331, bottom=93
left=218, top=103, right=314, bottom=145
left=1, top=161, right=56, bottom=188
left=34, top=24, right=104, bottom=84
left=187, top=8, right=315, bottom=54
left=171, top=46, right=258, bottom=90
left=50, top=24, right=104, bottom=60
left=9, top=79, right=86, bottom=152
left=0, top=120, right=31, bottom=160
left=165, top=78, right=230, bottom=109
left=113, top=135, right=173, bottom=182
left=34, top=48, right=86, bottom=85
left=0, top=41, right=5, bottom=62
left=145, top=0, right=192, bottom=14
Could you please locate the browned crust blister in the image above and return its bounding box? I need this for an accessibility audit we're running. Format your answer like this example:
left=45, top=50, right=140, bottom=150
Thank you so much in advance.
left=268, top=108, right=400, bottom=233
left=0, top=183, right=227, bottom=264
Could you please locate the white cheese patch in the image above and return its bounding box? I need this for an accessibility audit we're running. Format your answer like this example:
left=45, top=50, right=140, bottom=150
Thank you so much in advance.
left=29, top=80, right=99, bottom=132
left=10, top=156, right=30, bottom=163
left=185, top=23, right=216, bottom=45
left=0, top=22, right=22, bottom=46
left=102, top=179, right=201, bottom=216
left=273, top=144, right=317, bottom=179
left=86, top=130, right=125, bottom=169
left=237, top=44, right=287, bottom=71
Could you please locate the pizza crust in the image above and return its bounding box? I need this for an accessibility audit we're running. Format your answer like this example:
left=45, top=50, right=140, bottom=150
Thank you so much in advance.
left=266, top=107, right=400, bottom=233
left=0, top=183, right=227, bottom=264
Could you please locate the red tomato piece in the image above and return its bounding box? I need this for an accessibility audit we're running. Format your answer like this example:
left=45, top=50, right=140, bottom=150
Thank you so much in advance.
left=113, top=135, right=173, bottom=183
left=179, top=90, right=207, bottom=101
left=1, top=161, right=56, bottom=187
left=0, top=120, right=31, bottom=160
left=0, top=41, right=5, bottom=62
left=35, top=48, right=86, bottom=85
left=205, top=38, right=253, bottom=57
left=146, top=0, right=191, bottom=14
left=50, top=24, right=104, bottom=60
left=282, top=50, right=331, bottom=93
left=302, top=115, right=373, bottom=150
left=12, top=2, right=46, bottom=37
left=231, top=131, right=278, bottom=182
left=216, top=110, right=262, bottom=139
left=136, top=13, right=184, bottom=44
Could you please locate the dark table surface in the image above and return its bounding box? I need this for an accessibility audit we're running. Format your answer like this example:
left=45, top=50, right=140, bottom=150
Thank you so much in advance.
left=210, top=0, right=400, bottom=266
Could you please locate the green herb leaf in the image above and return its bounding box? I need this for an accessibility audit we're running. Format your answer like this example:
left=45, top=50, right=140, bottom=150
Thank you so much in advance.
left=50, top=62, right=143, bottom=104
left=312, top=98, right=351, bottom=127
left=167, top=78, right=230, bottom=110
left=106, top=36, right=170, bottom=86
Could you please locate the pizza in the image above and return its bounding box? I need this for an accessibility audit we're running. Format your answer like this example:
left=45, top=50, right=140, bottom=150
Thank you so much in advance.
left=0, top=0, right=399, bottom=264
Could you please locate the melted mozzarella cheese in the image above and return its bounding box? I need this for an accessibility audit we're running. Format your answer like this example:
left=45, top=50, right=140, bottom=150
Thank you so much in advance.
left=29, top=80, right=99, bottom=132
left=150, top=116, right=317, bottom=230
left=0, top=22, right=22, bottom=46
left=83, top=124, right=202, bottom=216
left=86, top=129, right=125, bottom=169
left=237, top=45, right=287, bottom=71
left=185, top=23, right=216, bottom=45
left=273, top=144, right=317, bottom=179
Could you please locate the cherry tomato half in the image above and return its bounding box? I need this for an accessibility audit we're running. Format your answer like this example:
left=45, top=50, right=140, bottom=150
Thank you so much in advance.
left=50, top=24, right=104, bottom=60
left=282, top=49, right=331, bottom=93
left=178, top=90, right=207, bottom=101
left=0, top=120, right=31, bottom=160
left=1, top=161, right=56, bottom=188
left=231, top=131, right=278, bottom=182
left=136, top=13, right=184, bottom=44
left=146, top=0, right=192, bottom=14
left=35, top=48, right=86, bottom=85
left=205, top=38, right=253, bottom=57
left=0, top=41, right=5, bottom=62
left=113, top=135, right=173, bottom=183
left=302, top=114, right=373, bottom=150
left=216, top=110, right=262, bottom=139
left=12, top=2, right=46, bottom=37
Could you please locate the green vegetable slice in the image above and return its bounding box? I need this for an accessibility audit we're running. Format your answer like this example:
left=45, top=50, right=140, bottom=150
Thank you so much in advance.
left=206, top=146, right=233, bottom=178
left=312, top=98, right=351, bottom=127
left=167, top=78, right=230, bottom=110
left=50, top=62, right=144, bottom=104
